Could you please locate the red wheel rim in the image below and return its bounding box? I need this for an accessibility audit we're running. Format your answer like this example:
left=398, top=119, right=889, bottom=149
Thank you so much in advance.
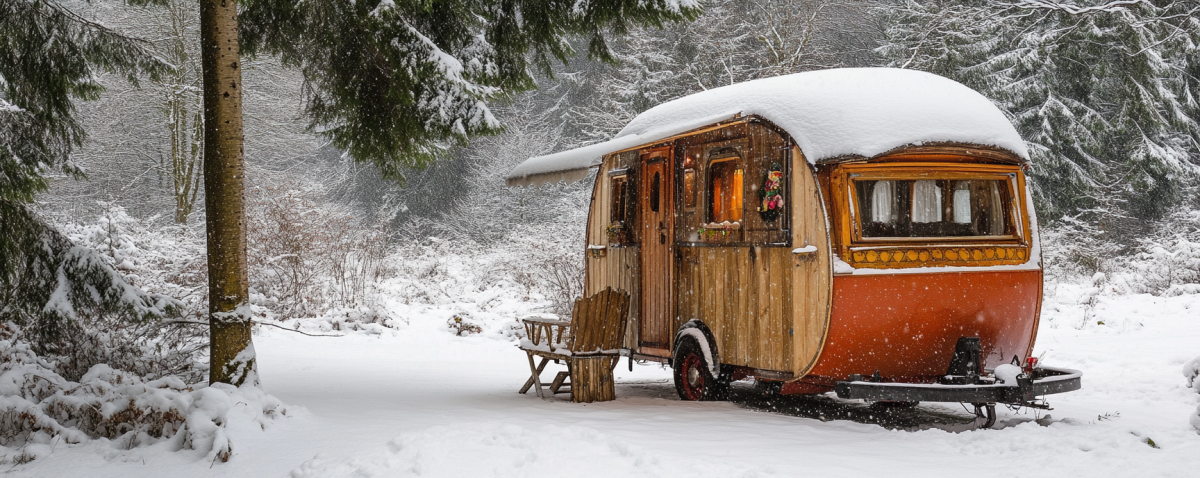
left=680, top=353, right=706, bottom=400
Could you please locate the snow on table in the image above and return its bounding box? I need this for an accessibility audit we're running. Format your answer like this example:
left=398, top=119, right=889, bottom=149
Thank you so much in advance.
left=507, top=68, right=1029, bottom=187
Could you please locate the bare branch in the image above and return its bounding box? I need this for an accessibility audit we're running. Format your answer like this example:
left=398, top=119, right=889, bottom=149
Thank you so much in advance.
left=1007, top=0, right=1147, bottom=15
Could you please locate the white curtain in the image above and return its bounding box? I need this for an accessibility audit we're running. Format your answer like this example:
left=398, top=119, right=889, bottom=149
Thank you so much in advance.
left=912, top=180, right=942, bottom=223
left=871, top=181, right=896, bottom=223
left=952, top=181, right=972, bottom=224
left=988, top=181, right=1006, bottom=234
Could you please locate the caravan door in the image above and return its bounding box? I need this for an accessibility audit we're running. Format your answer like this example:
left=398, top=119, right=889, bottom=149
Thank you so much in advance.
left=638, top=147, right=674, bottom=355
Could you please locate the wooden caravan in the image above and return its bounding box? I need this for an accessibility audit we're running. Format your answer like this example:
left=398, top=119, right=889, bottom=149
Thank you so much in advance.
left=507, top=68, right=1079, bottom=413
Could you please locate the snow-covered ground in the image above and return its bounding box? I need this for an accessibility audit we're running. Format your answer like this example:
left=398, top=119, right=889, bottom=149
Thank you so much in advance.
left=8, top=278, right=1199, bottom=477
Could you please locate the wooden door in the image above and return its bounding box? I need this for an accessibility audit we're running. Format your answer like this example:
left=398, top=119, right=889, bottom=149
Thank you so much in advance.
left=639, top=148, right=673, bottom=353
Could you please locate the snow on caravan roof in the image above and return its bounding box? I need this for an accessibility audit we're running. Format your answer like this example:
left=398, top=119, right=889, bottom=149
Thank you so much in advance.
left=505, top=68, right=1028, bottom=187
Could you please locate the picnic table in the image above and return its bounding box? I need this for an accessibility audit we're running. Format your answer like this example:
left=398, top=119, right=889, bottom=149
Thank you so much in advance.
left=518, top=288, right=630, bottom=403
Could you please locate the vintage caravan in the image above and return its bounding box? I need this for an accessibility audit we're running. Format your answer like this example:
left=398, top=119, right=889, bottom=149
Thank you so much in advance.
left=507, top=68, right=1080, bottom=425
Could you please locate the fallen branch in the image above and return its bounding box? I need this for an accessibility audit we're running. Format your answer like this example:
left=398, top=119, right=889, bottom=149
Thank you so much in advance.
left=161, top=319, right=343, bottom=337
left=255, top=321, right=344, bottom=337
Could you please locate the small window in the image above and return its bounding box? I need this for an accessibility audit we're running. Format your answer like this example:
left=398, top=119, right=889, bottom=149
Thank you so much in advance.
left=611, top=175, right=628, bottom=223
left=952, top=181, right=971, bottom=224
left=650, top=172, right=661, bottom=213
left=709, top=159, right=743, bottom=223
left=682, top=155, right=697, bottom=209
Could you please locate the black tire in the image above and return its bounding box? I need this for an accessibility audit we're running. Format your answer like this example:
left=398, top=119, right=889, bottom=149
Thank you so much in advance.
left=673, top=336, right=729, bottom=401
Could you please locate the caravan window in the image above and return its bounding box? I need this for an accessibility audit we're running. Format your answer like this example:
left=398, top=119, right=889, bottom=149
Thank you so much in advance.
left=854, top=177, right=1015, bottom=239
left=709, top=158, right=744, bottom=223
left=610, top=174, right=628, bottom=224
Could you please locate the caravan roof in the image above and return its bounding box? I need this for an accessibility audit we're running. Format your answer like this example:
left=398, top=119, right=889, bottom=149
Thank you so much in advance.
left=505, top=68, right=1028, bottom=187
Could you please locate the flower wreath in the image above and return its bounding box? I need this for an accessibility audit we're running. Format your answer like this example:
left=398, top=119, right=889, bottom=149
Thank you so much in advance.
left=757, top=163, right=784, bottom=222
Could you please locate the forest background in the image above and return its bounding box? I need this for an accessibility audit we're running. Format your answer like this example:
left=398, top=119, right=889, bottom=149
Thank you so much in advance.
left=1, top=0, right=1199, bottom=465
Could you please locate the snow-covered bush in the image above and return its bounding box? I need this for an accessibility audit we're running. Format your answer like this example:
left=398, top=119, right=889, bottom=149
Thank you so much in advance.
left=1112, top=207, right=1200, bottom=296
left=247, top=186, right=392, bottom=320
left=1041, top=215, right=1125, bottom=285
left=490, top=231, right=585, bottom=317
left=1186, top=356, right=1200, bottom=433
left=447, top=314, right=483, bottom=336
left=0, top=322, right=287, bottom=464
left=2, top=201, right=203, bottom=383
left=1042, top=204, right=1200, bottom=298
left=56, top=202, right=209, bottom=317
left=1185, top=356, right=1200, bottom=392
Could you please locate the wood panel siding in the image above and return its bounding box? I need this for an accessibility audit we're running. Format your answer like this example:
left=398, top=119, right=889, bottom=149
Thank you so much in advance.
left=584, top=117, right=832, bottom=376
left=674, top=246, right=793, bottom=372
left=790, top=148, right=833, bottom=378
left=585, top=153, right=641, bottom=350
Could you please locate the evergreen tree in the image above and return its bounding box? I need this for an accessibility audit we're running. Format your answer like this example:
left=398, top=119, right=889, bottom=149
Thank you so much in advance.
left=237, top=0, right=702, bottom=181
left=0, top=0, right=167, bottom=204
left=566, top=0, right=875, bottom=145
left=0, top=0, right=185, bottom=376
left=878, top=0, right=1200, bottom=242
left=193, top=0, right=702, bottom=385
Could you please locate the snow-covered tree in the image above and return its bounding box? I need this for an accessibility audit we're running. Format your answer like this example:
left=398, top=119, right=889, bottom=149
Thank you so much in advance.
left=878, top=0, right=1200, bottom=241
left=567, top=0, right=877, bottom=144
left=188, top=0, right=704, bottom=385
left=0, top=0, right=193, bottom=367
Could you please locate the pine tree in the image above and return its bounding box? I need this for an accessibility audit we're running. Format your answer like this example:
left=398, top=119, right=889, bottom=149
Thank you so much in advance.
left=0, top=0, right=168, bottom=204
left=878, top=0, right=1200, bottom=242
left=566, top=0, right=874, bottom=144
left=192, top=0, right=702, bottom=385
left=0, top=0, right=183, bottom=376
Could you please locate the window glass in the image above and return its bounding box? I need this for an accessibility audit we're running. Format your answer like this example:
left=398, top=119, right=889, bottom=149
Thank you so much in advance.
left=650, top=172, right=661, bottom=213
left=610, top=175, right=628, bottom=223
left=682, top=155, right=697, bottom=209
left=709, top=159, right=743, bottom=223
left=683, top=171, right=697, bottom=209
left=855, top=178, right=1014, bottom=238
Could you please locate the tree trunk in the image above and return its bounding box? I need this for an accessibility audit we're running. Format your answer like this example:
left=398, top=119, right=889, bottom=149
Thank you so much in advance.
left=200, top=0, right=255, bottom=386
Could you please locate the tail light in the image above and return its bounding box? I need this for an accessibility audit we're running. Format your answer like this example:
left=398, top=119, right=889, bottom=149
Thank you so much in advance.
left=1023, top=357, right=1038, bottom=374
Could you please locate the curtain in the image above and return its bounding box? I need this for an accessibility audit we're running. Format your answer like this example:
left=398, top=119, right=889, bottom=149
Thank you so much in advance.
left=912, top=180, right=942, bottom=223
left=953, top=181, right=972, bottom=224
left=871, top=180, right=896, bottom=223
left=988, top=181, right=1005, bottom=235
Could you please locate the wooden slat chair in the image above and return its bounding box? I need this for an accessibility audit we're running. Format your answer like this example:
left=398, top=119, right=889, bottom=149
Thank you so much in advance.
left=518, top=287, right=631, bottom=403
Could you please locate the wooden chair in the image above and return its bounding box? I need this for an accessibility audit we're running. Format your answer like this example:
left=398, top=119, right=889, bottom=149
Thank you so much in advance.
left=518, top=287, right=631, bottom=403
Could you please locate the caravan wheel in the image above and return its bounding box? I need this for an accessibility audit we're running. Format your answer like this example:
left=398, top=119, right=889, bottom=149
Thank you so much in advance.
left=673, top=336, right=728, bottom=400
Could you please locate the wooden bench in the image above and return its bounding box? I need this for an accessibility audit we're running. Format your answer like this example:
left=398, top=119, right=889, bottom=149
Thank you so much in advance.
left=518, top=287, right=631, bottom=403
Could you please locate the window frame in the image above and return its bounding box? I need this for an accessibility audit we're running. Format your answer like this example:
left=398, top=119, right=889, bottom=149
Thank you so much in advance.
left=606, top=167, right=635, bottom=247
left=706, top=154, right=744, bottom=225
left=842, top=165, right=1027, bottom=246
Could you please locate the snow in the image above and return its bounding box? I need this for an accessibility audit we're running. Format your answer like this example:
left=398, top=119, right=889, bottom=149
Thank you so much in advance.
left=676, top=325, right=717, bottom=376
left=994, top=363, right=1022, bottom=385
left=0, top=98, right=22, bottom=113
left=833, top=256, right=856, bottom=274
left=0, top=332, right=287, bottom=466
left=505, top=112, right=734, bottom=187
left=507, top=68, right=1029, bottom=187
left=792, top=245, right=818, bottom=254
left=6, top=273, right=1200, bottom=477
